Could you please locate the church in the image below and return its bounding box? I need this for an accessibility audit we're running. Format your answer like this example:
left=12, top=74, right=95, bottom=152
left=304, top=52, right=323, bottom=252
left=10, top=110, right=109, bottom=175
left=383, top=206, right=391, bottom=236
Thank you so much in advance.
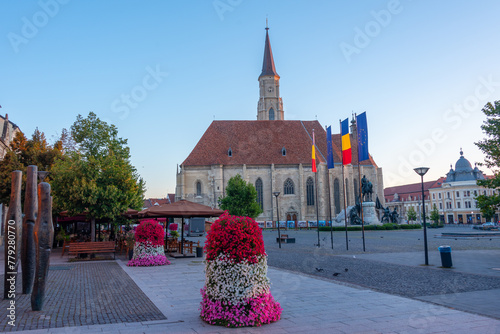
left=175, top=27, right=384, bottom=223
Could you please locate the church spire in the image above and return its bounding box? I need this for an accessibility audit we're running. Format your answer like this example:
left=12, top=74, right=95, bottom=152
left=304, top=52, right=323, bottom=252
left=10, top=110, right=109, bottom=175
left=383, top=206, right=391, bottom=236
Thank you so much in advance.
left=257, top=24, right=284, bottom=120
left=259, top=24, right=279, bottom=78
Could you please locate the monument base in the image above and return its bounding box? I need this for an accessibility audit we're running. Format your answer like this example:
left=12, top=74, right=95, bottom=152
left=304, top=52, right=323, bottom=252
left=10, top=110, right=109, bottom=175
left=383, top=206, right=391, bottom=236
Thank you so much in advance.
left=361, top=202, right=381, bottom=225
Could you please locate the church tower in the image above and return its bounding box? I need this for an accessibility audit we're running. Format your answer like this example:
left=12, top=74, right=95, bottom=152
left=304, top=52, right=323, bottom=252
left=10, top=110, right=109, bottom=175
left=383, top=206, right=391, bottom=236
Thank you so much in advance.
left=257, top=25, right=284, bottom=120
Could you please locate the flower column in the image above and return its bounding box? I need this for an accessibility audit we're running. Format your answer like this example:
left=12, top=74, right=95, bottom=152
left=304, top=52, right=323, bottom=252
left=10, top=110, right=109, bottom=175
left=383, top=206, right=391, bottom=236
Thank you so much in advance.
left=200, top=212, right=282, bottom=327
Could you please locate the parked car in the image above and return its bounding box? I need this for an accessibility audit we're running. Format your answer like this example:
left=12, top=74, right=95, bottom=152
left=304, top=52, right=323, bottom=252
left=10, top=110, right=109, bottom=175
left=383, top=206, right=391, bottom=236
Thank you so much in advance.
left=480, top=222, right=499, bottom=230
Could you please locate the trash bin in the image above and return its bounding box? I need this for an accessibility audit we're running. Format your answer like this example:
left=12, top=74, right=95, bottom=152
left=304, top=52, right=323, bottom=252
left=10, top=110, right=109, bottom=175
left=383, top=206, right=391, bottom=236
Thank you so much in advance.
left=438, top=245, right=453, bottom=268
left=196, top=246, right=203, bottom=258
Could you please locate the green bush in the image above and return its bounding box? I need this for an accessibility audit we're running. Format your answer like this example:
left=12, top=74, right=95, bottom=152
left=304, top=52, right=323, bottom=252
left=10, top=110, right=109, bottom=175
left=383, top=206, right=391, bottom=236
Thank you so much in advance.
left=318, top=223, right=421, bottom=232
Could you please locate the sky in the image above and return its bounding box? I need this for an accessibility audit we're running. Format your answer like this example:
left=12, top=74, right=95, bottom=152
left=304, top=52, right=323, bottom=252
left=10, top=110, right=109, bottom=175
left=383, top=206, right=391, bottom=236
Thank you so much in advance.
left=1, top=0, right=499, bottom=198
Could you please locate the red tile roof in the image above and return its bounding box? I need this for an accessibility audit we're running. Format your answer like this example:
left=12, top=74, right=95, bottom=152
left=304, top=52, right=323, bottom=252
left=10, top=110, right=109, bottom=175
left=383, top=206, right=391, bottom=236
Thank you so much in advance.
left=384, top=177, right=445, bottom=202
left=143, top=194, right=175, bottom=208
left=182, top=120, right=378, bottom=167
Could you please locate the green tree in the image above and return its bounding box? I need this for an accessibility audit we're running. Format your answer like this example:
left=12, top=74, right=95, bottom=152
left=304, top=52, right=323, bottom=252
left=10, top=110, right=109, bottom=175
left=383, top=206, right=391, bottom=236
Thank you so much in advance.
left=51, top=112, right=145, bottom=241
left=218, top=174, right=262, bottom=218
left=475, top=101, right=500, bottom=221
left=407, top=207, right=417, bottom=223
left=430, top=204, right=440, bottom=224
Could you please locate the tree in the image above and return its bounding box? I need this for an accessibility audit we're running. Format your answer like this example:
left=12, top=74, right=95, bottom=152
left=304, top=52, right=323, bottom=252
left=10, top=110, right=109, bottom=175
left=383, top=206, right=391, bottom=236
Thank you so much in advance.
left=218, top=174, right=262, bottom=218
left=407, top=207, right=417, bottom=223
left=51, top=112, right=145, bottom=241
left=0, top=129, right=63, bottom=205
left=475, top=101, right=500, bottom=221
left=430, top=204, right=440, bottom=224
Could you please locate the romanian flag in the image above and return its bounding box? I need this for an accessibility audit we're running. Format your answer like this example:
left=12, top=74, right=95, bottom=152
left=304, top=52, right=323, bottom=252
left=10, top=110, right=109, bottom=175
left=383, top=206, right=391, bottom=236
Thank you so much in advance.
left=312, top=130, right=317, bottom=172
left=341, top=118, right=352, bottom=165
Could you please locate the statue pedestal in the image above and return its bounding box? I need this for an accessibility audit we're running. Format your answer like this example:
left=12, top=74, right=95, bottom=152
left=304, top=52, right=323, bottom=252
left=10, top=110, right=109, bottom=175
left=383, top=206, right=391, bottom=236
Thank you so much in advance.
left=361, top=202, right=381, bottom=225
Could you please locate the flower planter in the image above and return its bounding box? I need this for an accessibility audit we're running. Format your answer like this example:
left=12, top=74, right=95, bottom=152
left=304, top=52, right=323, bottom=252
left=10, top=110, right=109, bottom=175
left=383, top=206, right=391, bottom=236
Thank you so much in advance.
left=200, top=212, right=281, bottom=327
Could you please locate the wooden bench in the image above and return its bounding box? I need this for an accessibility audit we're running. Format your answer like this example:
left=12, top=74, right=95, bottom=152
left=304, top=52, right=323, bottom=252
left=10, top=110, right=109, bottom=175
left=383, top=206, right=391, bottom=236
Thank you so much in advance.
left=276, top=234, right=295, bottom=243
left=68, top=241, right=116, bottom=259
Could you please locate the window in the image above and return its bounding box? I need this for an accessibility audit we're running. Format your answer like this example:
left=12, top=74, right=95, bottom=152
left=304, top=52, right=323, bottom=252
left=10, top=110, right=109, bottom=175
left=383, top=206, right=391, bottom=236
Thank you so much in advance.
left=474, top=190, right=478, bottom=196
left=255, top=178, right=263, bottom=210
left=432, top=194, right=435, bottom=199
left=439, top=203, right=443, bottom=210
left=457, top=202, right=461, bottom=209
left=228, top=147, right=232, bottom=157
left=447, top=192, right=451, bottom=199
left=269, top=108, right=275, bottom=120
left=196, top=181, right=202, bottom=197
left=456, top=191, right=460, bottom=197
left=465, top=201, right=471, bottom=209
left=306, top=177, right=314, bottom=206
left=333, top=178, right=341, bottom=214
left=284, top=178, right=294, bottom=195
left=282, top=146, right=286, bottom=156
left=438, top=193, right=441, bottom=199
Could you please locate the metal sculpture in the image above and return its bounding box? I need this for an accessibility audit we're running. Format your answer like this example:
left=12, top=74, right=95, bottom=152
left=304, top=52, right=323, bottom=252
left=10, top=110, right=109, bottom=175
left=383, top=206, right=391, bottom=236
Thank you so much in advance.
left=22, top=165, right=38, bottom=294
left=3, top=170, right=22, bottom=300
left=31, top=182, right=54, bottom=311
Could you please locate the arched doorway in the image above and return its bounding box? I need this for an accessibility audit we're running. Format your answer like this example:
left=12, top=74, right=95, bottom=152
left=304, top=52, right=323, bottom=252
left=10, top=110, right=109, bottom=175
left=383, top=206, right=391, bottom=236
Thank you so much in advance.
left=286, top=212, right=298, bottom=230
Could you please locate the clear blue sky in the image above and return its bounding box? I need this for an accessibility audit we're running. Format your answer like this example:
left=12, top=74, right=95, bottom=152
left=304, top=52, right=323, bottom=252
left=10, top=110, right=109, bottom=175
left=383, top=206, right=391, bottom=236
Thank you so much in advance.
left=2, top=1, right=499, bottom=198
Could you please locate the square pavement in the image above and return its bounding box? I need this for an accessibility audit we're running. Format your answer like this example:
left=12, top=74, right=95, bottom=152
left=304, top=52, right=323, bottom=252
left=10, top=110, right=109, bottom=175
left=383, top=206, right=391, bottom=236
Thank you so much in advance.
left=1, top=250, right=500, bottom=333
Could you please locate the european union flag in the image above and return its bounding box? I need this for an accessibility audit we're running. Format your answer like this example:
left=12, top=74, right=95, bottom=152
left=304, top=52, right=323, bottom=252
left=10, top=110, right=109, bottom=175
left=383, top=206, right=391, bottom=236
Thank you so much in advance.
left=326, top=126, right=334, bottom=169
left=356, top=112, right=369, bottom=162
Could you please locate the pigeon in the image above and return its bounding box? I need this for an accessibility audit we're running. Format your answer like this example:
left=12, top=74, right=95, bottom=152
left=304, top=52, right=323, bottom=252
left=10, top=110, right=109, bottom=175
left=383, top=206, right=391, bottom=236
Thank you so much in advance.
left=315, top=268, right=324, bottom=272
left=333, top=273, right=340, bottom=276
left=344, top=268, right=348, bottom=272
left=380, top=236, right=384, bottom=238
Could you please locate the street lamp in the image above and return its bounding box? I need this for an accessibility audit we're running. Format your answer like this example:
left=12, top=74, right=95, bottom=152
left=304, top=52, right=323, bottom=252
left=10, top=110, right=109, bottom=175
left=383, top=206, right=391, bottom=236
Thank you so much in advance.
left=273, top=191, right=281, bottom=249
left=414, top=167, right=430, bottom=265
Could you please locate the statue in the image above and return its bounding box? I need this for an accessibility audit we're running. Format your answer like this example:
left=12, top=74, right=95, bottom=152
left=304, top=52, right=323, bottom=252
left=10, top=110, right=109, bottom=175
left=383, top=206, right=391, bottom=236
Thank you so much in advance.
left=361, top=175, right=373, bottom=202
left=390, top=207, right=399, bottom=224
left=381, top=207, right=391, bottom=224
left=22, top=165, right=38, bottom=294
left=31, top=182, right=54, bottom=311
left=349, top=201, right=362, bottom=225
left=4, top=171, right=22, bottom=300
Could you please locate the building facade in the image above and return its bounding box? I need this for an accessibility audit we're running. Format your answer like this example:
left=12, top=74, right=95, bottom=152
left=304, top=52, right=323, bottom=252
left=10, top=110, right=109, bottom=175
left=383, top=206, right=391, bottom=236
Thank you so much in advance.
left=385, top=150, right=498, bottom=224
left=428, top=150, right=497, bottom=224
left=176, top=27, right=384, bottom=223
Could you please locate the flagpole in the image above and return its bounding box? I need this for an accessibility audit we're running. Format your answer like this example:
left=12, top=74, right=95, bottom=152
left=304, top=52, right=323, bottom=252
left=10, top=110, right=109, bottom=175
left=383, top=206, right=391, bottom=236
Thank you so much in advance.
left=326, top=125, right=334, bottom=250
left=355, top=113, right=366, bottom=252
left=340, top=119, right=349, bottom=251
left=313, top=129, right=320, bottom=248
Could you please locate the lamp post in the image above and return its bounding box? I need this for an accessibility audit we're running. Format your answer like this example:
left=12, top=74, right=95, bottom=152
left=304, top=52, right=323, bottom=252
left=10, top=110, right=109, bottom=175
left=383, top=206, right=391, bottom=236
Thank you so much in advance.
left=273, top=191, right=281, bottom=249
left=414, top=167, right=430, bottom=265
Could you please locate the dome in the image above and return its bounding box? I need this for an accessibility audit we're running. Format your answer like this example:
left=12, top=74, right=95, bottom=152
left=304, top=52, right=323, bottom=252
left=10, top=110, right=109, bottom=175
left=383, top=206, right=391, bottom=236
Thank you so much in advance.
left=454, top=149, right=473, bottom=172
left=446, top=149, right=484, bottom=182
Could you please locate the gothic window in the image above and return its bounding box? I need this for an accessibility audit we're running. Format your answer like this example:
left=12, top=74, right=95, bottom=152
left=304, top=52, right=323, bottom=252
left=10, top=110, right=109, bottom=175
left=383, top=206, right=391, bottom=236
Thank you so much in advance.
left=282, top=146, right=286, bottom=156
left=345, top=178, right=349, bottom=206
left=353, top=178, right=358, bottom=202
left=255, top=178, right=263, bottom=210
left=306, top=177, right=314, bottom=206
left=196, top=181, right=202, bottom=197
left=334, top=178, right=340, bottom=214
left=284, top=178, right=294, bottom=195
left=269, top=108, right=275, bottom=120
left=228, top=147, right=232, bottom=157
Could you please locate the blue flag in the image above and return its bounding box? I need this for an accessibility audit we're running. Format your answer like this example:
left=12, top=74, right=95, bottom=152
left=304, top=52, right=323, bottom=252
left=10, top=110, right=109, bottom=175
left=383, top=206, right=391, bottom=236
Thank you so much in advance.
left=356, top=112, right=369, bottom=162
left=326, top=126, right=334, bottom=169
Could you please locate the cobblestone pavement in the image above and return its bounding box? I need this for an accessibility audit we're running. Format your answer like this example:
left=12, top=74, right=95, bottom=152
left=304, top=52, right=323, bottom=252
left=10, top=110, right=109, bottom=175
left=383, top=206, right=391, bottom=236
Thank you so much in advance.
left=0, top=262, right=165, bottom=332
